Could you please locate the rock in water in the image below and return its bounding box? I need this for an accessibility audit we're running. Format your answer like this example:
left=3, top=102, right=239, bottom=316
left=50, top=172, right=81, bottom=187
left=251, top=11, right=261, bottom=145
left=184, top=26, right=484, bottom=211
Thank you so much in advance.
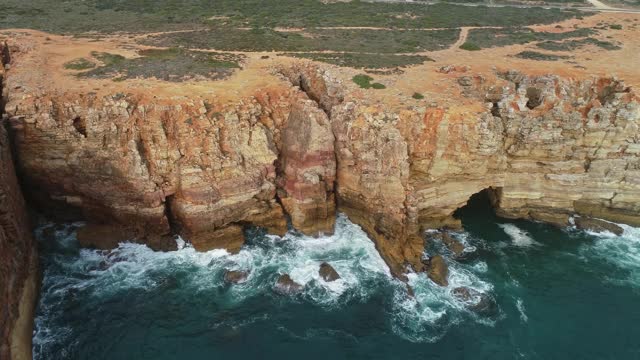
left=224, top=270, right=249, bottom=284
left=440, top=232, right=466, bottom=258
left=426, top=255, right=449, bottom=286
left=274, top=274, right=303, bottom=295
left=406, top=284, right=415, bottom=298
left=575, top=217, right=624, bottom=236
left=452, top=287, right=496, bottom=315
left=319, top=262, right=340, bottom=282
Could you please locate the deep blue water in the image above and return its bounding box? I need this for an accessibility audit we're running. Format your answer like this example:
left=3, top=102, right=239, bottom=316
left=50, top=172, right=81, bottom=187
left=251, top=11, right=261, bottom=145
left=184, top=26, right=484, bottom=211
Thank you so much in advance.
left=33, top=198, right=640, bottom=359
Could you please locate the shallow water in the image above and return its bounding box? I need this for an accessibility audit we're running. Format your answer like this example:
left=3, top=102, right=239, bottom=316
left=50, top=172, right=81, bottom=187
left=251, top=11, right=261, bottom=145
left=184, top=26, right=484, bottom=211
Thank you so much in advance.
left=33, top=199, right=640, bottom=359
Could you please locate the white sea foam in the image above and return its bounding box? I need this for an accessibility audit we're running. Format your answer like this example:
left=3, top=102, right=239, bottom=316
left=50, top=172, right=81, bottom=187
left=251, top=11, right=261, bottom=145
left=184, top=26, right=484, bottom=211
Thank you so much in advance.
left=499, top=224, right=540, bottom=247
left=390, top=243, right=496, bottom=343
left=578, top=222, right=640, bottom=287
left=515, top=298, right=528, bottom=323
left=33, top=214, right=499, bottom=353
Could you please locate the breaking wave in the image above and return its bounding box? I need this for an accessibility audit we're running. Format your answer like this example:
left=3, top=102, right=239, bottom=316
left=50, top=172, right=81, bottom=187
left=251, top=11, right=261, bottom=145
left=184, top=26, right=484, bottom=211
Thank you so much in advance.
left=32, top=214, right=499, bottom=357
left=576, top=222, right=640, bottom=288
left=499, top=224, right=540, bottom=247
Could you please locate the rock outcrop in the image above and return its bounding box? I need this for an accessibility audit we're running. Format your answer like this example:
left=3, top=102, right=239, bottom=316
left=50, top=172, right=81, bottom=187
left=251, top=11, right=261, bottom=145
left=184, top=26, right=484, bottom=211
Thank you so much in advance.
left=1, top=46, right=38, bottom=360
left=3, top=36, right=640, bottom=283
left=274, top=274, right=303, bottom=295
left=426, top=255, right=449, bottom=286
left=223, top=269, right=249, bottom=284
left=574, top=216, right=624, bottom=236
left=319, top=262, right=340, bottom=282
left=278, top=99, right=336, bottom=235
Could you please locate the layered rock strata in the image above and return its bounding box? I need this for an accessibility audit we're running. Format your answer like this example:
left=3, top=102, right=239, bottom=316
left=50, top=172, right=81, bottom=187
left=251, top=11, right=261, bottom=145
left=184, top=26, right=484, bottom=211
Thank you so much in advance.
left=1, top=45, right=38, bottom=360
left=3, top=39, right=640, bottom=280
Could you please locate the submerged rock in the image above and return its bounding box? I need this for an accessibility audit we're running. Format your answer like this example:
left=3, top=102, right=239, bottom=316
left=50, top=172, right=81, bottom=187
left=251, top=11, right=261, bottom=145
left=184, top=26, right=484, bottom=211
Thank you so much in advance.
left=274, top=274, right=303, bottom=295
left=406, top=284, right=415, bottom=298
left=319, top=262, right=340, bottom=282
left=452, top=287, right=496, bottom=315
left=426, top=255, right=449, bottom=287
left=575, top=217, right=624, bottom=236
left=224, top=270, right=249, bottom=284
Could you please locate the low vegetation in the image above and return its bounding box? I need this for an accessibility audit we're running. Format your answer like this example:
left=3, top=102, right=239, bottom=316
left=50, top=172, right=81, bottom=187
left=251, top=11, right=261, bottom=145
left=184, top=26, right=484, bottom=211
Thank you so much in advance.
left=280, top=53, right=433, bottom=69
left=352, top=74, right=386, bottom=89
left=0, top=1, right=585, bottom=33
left=412, top=92, right=425, bottom=99
left=515, top=51, right=570, bottom=61
left=465, top=27, right=596, bottom=49
left=79, top=48, right=242, bottom=82
left=536, top=38, right=621, bottom=51
left=63, top=58, right=96, bottom=70
left=459, top=42, right=481, bottom=51
left=143, top=28, right=460, bottom=54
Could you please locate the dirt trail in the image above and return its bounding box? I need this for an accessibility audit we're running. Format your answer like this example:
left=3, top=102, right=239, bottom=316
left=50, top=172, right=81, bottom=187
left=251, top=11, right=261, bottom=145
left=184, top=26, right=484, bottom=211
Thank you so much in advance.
left=452, top=27, right=470, bottom=49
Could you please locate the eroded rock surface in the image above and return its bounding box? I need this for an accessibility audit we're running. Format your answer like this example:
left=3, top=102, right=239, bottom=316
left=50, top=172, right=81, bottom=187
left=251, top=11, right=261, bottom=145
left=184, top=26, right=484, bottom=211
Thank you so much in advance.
left=0, top=52, right=38, bottom=359
left=3, top=36, right=640, bottom=282
left=575, top=216, right=624, bottom=235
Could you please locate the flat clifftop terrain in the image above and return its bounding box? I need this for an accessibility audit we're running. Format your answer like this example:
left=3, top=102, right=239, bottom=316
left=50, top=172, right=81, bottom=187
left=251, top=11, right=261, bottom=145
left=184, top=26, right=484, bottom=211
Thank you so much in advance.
left=1, top=1, right=640, bottom=278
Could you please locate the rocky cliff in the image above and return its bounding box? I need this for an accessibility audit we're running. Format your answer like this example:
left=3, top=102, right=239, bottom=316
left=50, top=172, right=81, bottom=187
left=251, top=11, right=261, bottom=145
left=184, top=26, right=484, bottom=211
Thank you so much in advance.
left=0, top=41, right=38, bottom=360
left=2, top=36, right=639, bottom=280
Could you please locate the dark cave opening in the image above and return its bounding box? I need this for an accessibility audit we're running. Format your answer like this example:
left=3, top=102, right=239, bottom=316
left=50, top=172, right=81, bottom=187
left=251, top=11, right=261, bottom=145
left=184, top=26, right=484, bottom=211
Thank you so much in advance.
left=453, top=187, right=502, bottom=224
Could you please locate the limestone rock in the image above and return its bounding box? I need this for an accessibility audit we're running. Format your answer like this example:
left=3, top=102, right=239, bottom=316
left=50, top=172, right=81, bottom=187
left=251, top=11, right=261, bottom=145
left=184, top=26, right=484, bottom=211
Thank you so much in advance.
left=319, top=262, right=340, bottom=282
left=0, top=100, right=38, bottom=360
left=426, top=255, right=449, bottom=287
left=4, top=39, right=640, bottom=282
left=76, top=224, right=136, bottom=250
left=441, top=232, right=465, bottom=258
left=575, top=217, right=624, bottom=236
left=274, top=274, right=303, bottom=295
left=77, top=224, right=177, bottom=251
left=278, top=99, right=336, bottom=235
left=188, top=225, right=245, bottom=253
left=224, top=270, right=250, bottom=284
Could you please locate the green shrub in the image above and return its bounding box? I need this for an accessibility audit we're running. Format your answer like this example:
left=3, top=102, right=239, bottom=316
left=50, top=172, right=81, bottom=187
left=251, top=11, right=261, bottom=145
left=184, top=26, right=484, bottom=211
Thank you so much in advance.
left=352, top=74, right=385, bottom=89
left=63, top=58, right=96, bottom=70
left=412, top=92, right=425, bottom=99
left=91, top=51, right=125, bottom=65
left=610, top=24, right=622, bottom=30
left=459, top=42, right=481, bottom=51
left=80, top=49, right=242, bottom=82
left=515, top=51, right=570, bottom=61
left=280, top=53, right=432, bottom=69
left=353, top=74, right=374, bottom=88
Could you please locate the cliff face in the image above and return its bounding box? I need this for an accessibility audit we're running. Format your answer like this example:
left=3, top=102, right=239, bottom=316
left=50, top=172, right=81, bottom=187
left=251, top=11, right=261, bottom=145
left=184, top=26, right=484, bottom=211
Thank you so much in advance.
left=329, top=71, right=640, bottom=275
left=3, top=39, right=640, bottom=279
left=0, top=43, right=38, bottom=360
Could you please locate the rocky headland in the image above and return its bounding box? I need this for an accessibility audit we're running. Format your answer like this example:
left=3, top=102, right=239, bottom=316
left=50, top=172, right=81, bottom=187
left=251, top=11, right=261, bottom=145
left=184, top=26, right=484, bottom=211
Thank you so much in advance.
left=1, top=10, right=640, bottom=358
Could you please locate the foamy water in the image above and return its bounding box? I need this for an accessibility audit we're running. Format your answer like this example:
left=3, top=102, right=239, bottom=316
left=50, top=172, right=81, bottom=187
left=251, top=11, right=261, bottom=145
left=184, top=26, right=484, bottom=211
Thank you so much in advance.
left=499, top=224, right=540, bottom=247
left=32, top=214, right=502, bottom=355
left=577, top=221, right=640, bottom=288
left=32, top=212, right=640, bottom=359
